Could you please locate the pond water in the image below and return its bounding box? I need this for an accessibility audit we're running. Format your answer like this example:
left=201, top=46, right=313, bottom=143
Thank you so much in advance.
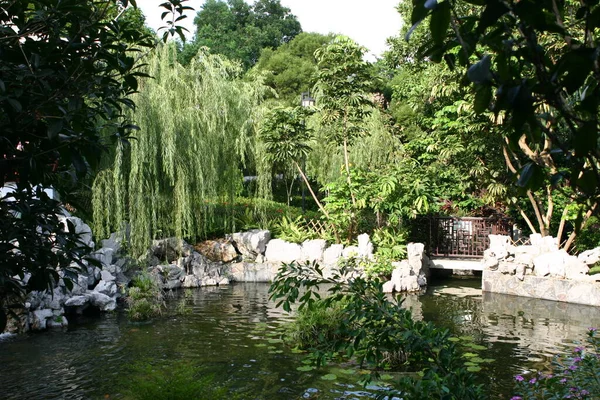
left=1, top=279, right=599, bottom=400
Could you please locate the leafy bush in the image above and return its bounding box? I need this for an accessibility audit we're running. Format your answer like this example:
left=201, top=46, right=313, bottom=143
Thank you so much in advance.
left=512, top=328, right=600, bottom=400
left=575, top=216, right=600, bottom=252
left=269, top=261, right=487, bottom=399
left=284, top=297, right=348, bottom=350
left=199, top=197, right=319, bottom=238
left=127, top=272, right=165, bottom=321
left=121, top=361, right=231, bottom=400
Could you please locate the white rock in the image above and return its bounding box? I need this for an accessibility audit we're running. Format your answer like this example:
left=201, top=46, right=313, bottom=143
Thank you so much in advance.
left=47, top=315, right=68, bottom=329
left=566, top=258, right=590, bottom=280
left=230, top=229, right=271, bottom=258
left=88, top=292, right=116, bottom=311
left=482, top=256, right=499, bottom=270
left=202, top=277, right=217, bottom=286
left=218, top=277, right=230, bottom=285
left=382, top=281, right=395, bottom=293
left=358, top=233, right=374, bottom=260
left=94, top=280, right=117, bottom=296
left=100, top=270, right=116, bottom=282
left=533, top=250, right=569, bottom=277
left=342, top=246, right=359, bottom=259
left=323, top=244, right=344, bottom=265
left=488, top=234, right=511, bottom=259
left=182, top=275, right=201, bottom=288
left=30, top=309, right=54, bottom=331
left=65, top=295, right=89, bottom=307
left=578, top=248, right=600, bottom=266
left=300, top=239, right=327, bottom=262
left=265, top=239, right=302, bottom=264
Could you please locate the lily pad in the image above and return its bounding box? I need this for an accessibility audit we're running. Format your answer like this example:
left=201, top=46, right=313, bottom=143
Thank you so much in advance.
left=470, top=357, right=485, bottom=363
left=464, top=361, right=478, bottom=367
left=380, top=374, right=394, bottom=381
left=267, top=338, right=283, bottom=344
left=338, top=369, right=357, bottom=375
left=448, top=337, right=460, bottom=342
left=459, top=336, right=474, bottom=341
left=467, top=366, right=482, bottom=372
left=297, top=365, right=315, bottom=372
left=291, top=348, right=304, bottom=354
left=321, top=374, right=337, bottom=381
left=254, top=343, right=267, bottom=347
left=467, top=344, right=487, bottom=351
left=463, top=352, right=478, bottom=358
left=482, top=358, right=496, bottom=363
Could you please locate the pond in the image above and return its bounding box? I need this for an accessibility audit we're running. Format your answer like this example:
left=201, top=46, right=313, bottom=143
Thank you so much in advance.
left=1, top=279, right=598, bottom=399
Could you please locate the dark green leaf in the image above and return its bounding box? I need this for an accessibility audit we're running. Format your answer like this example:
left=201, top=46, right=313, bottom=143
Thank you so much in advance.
left=47, top=119, right=63, bottom=139
left=474, top=85, right=492, bottom=113
left=467, top=55, right=493, bottom=84
left=517, top=162, right=535, bottom=187
left=430, top=2, right=451, bottom=46
left=573, top=120, right=598, bottom=157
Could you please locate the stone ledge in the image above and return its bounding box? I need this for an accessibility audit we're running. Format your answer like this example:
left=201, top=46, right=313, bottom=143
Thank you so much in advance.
left=483, top=270, right=600, bottom=307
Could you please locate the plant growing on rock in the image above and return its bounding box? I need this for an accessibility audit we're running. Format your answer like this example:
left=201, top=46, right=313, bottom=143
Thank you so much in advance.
left=269, top=261, right=487, bottom=399
left=127, top=272, right=165, bottom=321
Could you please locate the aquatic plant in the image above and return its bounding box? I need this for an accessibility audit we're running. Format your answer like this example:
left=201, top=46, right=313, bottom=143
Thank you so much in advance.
left=269, top=261, right=487, bottom=399
left=120, top=361, right=231, bottom=400
left=512, top=328, right=600, bottom=400
left=127, top=272, right=165, bottom=321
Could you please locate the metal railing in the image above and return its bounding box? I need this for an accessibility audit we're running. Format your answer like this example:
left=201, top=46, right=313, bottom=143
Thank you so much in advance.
left=410, top=216, right=513, bottom=259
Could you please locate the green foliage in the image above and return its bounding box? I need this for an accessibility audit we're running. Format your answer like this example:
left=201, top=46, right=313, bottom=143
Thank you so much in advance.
left=372, top=226, right=407, bottom=260
left=274, top=216, right=326, bottom=244
left=121, top=361, right=230, bottom=400
left=284, top=298, right=349, bottom=351
left=260, top=106, right=314, bottom=164
left=0, top=0, right=191, bottom=331
left=93, top=44, right=269, bottom=256
left=269, top=261, right=487, bottom=399
left=575, top=216, right=600, bottom=252
left=407, top=0, right=600, bottom=241
left=127, top=272, right=165, bottom=321
left=180, top=0, right=301, bottom=69
left=512, top=329, right=600, bottom=400
left=254, top=32, right=333, bottom=105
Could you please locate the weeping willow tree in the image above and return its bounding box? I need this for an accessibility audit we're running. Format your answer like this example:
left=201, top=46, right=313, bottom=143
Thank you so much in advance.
left=92, top=44, right=268, bottom=256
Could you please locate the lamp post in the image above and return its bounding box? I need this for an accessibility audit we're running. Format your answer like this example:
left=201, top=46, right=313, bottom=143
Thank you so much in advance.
left=300, top=92, right=315, bottom=214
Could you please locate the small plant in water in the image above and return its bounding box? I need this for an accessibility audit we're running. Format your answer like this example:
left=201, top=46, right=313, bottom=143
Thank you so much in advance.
left=120, top=361, right=233, bottom=400
left=127, top=271, right=165, bottom=321
left=269, top=260, right=487, bottom=399
left=512, top=328, right=600, bottom=399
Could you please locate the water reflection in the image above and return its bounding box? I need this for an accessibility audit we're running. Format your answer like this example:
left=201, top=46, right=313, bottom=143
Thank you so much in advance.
left=0, top=281, right=598, bottom=400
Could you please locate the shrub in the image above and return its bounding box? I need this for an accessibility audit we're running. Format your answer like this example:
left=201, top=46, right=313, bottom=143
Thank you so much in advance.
left=269, top=261, right=487, bottom=399
left=127, top=272, right=165, bottom=321
left=284, top=297, right=348, bottom=350
left=512, top=328, right=600, bottom=400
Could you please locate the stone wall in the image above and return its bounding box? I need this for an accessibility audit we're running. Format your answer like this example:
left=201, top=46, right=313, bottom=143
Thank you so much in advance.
left=481, top=234, right=600, bottom=306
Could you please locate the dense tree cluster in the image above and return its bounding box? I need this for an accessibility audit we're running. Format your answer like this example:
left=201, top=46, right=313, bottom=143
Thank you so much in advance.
left=179, top=0, right=301, bottom=69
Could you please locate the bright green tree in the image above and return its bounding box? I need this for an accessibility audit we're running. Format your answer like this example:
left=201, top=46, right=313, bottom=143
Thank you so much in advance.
left=179, top=0, right=301, bottom=69
left=254, top=32, right=333, bottom=105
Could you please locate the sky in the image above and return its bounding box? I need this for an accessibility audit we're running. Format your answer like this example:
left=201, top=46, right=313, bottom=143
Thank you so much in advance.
left=138, top=0, right=403, bottom=59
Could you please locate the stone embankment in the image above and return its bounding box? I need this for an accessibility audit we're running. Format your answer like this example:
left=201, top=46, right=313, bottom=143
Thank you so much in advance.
left=482, top=234, right=600, bottom=306
left=13, top=222, right=429, bottom=333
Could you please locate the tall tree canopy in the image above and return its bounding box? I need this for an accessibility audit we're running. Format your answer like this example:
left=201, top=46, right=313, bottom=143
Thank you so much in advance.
left=254, top=32, right=333, bottom=105
left=406, top=0, right=600, bottom=248
left=179, top=0, right=301, bottom=69
left=93, top=44, right=269, bottom=256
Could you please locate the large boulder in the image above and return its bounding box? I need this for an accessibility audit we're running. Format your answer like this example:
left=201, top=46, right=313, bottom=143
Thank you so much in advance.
left=151, top=237, right=194, bottom=263
left=29, top=309, right=54, bottom=331
left=323, top=244, right=344, bottom=266
left=59, top=216, right=94, bottom=248
left=157, top=265, right=184, bottom=290
left=194, top=238, right=238, bottom=263
left=90, top=248, right=114, bottom=268
left=94, top=280, right=118, bottom=297
left=357, top=233, right=374, bottom=260
left=265, top=239, right=302, bottom=264
left=488, top=235, right=511, bottom=260
left=533, top=250, right=570, bottom=277
left=342, top=246, right=359, bottom=259
left=578, top=248, right=600, bottom=266
left=230, top=229, right=271, bottom=259
left=565, top=258, right=590, bottom=280
left=88, top=292, right=116, bottom=311
left=300, top=239, right=327, bottom=262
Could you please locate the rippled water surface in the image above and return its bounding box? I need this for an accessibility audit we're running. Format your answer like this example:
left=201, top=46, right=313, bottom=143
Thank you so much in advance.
left=1, top=279, right=599, bottom=400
